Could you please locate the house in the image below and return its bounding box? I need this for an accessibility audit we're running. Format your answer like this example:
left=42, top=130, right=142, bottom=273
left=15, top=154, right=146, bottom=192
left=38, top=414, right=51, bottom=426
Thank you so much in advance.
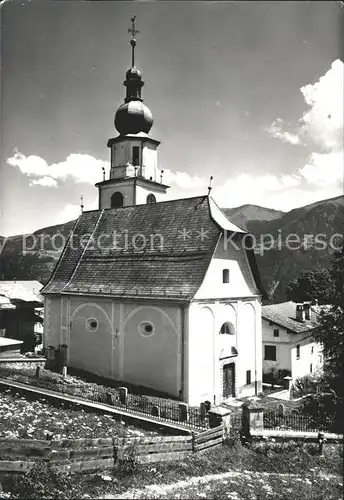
left=262, top=301, right=324, bottom=383
left=0, top=280, right=44, bottom=352
left=41, top=19, right=267, bottom=406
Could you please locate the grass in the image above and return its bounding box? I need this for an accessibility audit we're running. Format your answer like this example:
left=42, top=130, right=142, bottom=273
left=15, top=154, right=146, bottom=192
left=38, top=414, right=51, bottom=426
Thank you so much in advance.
left=0, top=388, right=157, bottom=440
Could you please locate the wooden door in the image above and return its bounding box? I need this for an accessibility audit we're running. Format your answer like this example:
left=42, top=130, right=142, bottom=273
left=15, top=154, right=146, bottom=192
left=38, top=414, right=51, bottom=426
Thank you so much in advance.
left=223, top=363, right=235, bottom=398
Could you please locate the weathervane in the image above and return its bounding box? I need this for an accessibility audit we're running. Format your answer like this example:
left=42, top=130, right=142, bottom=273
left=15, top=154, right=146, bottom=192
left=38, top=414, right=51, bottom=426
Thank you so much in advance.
left=128, top=16, right=140, bottom=68
left=80, top=195, right=84, bottom=213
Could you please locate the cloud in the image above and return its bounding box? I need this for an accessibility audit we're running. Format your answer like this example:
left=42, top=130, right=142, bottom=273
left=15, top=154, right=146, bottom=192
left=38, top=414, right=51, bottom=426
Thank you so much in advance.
left=30, top=176, right=58, bottom=187
left=299, top=59, right=343, bottom=151
left=267, top=59, right=344, bottom=152
left=7, top=152, right=109, bottom=186
left=266, top=118, right=301, bottom=146
left=299, top=151, right=343, bottom=186
left=262, top=59, right=343, bottom=209
left=52, top=199, right=98, bottom=226
left=212, top=170, right=342, bottom=212
left=163, top=169, right=208, bottom=190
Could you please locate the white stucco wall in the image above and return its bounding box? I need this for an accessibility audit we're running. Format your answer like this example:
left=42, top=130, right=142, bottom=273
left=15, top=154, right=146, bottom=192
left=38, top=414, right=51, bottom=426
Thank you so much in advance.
left=99, top=181, right=135, bottom=209
left=194, top=233, right=259, bottom=300
left=44, top=295, right=183, bottom=397
left=262, top=320, right=292, bottom=375
left=262, top=318, right=323, bottom=380
left=291, top=339, right=323, bottom=380
left=142, top=143, right=158, bottom=180
left=187, top=298, right=262, bottom=406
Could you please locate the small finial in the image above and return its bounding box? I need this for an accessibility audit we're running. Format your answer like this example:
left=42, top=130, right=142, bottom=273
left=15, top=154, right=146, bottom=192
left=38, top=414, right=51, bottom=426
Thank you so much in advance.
left=208, top=176, right=213, bottom=195
left=134, top=166, right=138, bottom=177
left=160, top=169, right=164, bottom=183
left=80, top=195, right=84, bottom=213
left=128, top=16, right=140, bottom=68
left=102, top=166, right=105, bottom=181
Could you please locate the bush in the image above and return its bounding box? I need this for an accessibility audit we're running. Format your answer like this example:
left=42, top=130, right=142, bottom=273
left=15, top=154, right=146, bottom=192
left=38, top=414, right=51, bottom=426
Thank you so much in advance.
left=116, top=444, right=139, bottom=477
left=9, top=460, right=75, bottom=499
left=291, top=373, right=324, bottom=398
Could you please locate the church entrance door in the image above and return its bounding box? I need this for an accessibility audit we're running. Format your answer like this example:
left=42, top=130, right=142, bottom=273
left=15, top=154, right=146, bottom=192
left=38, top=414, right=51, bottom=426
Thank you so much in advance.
left=223, top=363, right=235, bottom=398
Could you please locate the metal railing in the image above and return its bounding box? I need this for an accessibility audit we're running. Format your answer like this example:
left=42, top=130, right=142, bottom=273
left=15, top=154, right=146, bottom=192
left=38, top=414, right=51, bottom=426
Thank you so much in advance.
left=0, top=365, right=209, bottom=430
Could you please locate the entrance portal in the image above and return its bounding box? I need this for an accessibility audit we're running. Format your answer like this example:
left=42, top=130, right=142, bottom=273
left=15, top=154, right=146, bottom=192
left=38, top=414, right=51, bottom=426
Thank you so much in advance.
left=223, top=363, right=235, bottom=398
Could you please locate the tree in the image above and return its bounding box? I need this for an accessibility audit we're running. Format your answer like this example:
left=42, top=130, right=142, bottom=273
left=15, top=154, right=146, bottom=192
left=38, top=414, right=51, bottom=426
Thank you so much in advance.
left=313, top=244, right=344, bottom=399
left=302, top=243, right=344, bottom=432
left=285, top=267, right=335, bottom=304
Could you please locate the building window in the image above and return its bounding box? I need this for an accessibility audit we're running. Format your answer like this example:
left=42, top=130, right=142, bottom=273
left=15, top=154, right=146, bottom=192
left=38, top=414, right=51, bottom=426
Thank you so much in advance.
left=311, top=346, right=314, bottom=354
left=296, top=344, right=300, bottom=360
left=310, top=363, right=313, bottom=373
left=138, top=321, right=155, bottom=337
left=111, top=191, right=124, bottom=208
left=220, top=322, right=234, bottom=335
left=246, top=370, right=251, bottom=385
left=86, top=318, right=98, bottom=332
left=132, top=146, right=140, bottom=166
left=146, top=193, right=156, bottom=204
left=264, top=345, right=276, bottom=361
left=318, top=354, right=323, bottom=364
left=273, top=329, right=279, bottom=337
left=222, top=269, right=230, bottom=283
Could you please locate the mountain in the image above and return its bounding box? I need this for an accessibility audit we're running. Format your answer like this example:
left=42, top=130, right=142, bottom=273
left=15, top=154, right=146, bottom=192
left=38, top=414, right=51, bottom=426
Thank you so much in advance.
left=222, top=205, right=285, bottom=230
left=1, top=196, right=343, bottom=302
left=245, top=195, right=344, bottom=302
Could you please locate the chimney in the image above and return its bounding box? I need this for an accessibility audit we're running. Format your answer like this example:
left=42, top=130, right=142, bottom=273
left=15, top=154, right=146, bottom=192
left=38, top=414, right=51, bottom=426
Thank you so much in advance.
left=303, top=302, right=311, bottom=320
left=296, top=304, right=305, bottom=322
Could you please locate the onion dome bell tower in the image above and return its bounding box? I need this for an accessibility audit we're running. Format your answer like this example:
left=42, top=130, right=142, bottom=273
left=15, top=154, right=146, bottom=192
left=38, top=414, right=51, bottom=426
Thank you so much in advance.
left=96, top=17, right=170, bottom=210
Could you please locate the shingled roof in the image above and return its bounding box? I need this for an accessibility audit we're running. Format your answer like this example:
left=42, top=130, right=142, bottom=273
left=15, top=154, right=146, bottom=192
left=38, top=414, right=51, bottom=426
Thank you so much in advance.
left=262, top=301, right=321, bottom=333
left=42, top=196, right=264, bottom=301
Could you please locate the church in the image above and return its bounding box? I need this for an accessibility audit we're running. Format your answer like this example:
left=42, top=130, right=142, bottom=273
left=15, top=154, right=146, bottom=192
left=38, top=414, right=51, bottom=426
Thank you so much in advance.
left=42, top=19, right=266, bottom=406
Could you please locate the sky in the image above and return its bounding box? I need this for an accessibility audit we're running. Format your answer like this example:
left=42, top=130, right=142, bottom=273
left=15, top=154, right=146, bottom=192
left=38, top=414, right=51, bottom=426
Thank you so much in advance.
left=0, top=0, right=343, bottom=236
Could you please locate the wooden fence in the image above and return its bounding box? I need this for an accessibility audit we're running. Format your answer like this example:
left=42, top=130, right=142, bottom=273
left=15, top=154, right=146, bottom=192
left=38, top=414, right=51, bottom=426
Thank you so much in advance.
left=0, top=426, right=224, bottom=474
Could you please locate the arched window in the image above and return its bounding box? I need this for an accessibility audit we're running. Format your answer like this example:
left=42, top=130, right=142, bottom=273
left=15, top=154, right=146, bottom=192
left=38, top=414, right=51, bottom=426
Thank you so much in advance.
left=222, top=269, right=230, bottom=283
left=111, top=191, right=124, bottom=208
left=220, top=322, right=235, bottom=335
left=146, top=193, right=156, bottom=204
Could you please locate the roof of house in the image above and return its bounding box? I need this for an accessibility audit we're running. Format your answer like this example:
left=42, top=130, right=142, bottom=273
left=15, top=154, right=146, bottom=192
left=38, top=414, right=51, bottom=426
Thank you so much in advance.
left=0, top=295, right=16, bottom=310
left=0, top=281, right=43, bottom=305
left=42, top=195, right=265, bottom=301
left=262, top=301, right=321, bottom=333
left=0, top=337, right=23, bottom=347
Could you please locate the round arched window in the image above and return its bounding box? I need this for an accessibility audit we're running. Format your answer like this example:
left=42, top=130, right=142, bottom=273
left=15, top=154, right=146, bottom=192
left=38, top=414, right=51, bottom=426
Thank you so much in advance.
left=220, top=322, right=235, bottom=335
left=86, top=318, right=99, bottom=332
left=146, top=193, right=156, bottom=204
left=138, top=321, right=155, bottom=337
left=111, top=191, right=124, bottom=208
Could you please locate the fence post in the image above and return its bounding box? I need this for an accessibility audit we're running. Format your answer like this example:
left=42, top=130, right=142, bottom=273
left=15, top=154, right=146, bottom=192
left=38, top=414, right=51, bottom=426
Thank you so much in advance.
left=151, top=405, right=160, bottom=418
left=119, top=387, right=128, bottom=405
left=241, top=403, right=251, bottom=443
left=35, top=365, right=41, bottom=378
left=278, top=403, right=285, bottom=418
left=179, top=402, right=189, bottom=422
left=200, top=402, right=207, bottom=422
left=106, top=392, right=113, bottom=405
left=318, top=432, right=325, bottom=455
left=208, top=406, right=231, bottom=434
left=191, top=432, right=195, bottom=453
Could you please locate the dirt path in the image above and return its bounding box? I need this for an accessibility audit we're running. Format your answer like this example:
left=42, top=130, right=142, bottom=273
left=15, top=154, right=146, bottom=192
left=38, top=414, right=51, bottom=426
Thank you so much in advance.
left=102, top=470, right=343, bottom=499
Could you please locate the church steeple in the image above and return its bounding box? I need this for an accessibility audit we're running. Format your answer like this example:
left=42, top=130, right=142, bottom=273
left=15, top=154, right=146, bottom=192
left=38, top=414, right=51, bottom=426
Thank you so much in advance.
left=96, top=17, right=170, bottom=210
left=115, top=17, right=153, bottom=135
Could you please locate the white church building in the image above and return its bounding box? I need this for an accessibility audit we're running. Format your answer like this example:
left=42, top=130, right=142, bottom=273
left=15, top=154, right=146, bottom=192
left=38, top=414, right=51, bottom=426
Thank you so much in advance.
left=42, top=20, right=267, bottom=406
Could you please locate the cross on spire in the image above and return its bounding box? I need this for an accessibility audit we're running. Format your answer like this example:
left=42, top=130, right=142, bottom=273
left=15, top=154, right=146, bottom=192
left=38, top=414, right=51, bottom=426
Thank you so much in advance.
left=128, top=16, right=140, bottom=67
